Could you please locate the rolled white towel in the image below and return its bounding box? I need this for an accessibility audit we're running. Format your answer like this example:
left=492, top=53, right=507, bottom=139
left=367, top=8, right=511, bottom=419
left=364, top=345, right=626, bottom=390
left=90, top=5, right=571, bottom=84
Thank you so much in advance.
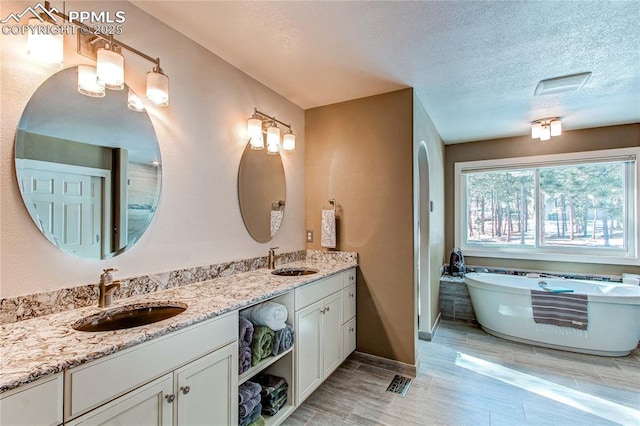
left=240, top=301, right=288, bottom=331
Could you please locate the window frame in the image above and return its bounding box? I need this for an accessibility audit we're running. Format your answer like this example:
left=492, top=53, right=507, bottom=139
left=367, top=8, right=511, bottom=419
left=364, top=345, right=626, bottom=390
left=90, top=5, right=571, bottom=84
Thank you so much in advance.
left=454, top=147, right=639, bottom=265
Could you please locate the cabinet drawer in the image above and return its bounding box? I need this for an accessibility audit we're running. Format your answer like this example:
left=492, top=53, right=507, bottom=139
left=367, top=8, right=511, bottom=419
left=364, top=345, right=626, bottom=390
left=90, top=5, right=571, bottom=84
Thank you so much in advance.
left=343, top=268, right=356, bottom=288
left=342, top=318, right=356, bottom=360
left=66, top=374, right=173, bottom=426
left=342, top=285, right=356, bottom=322
left=0, top=373, right=63, bottom=426
left=295, top=274, right=342, bottom=310
left=65, top=311, right=237, bottom=421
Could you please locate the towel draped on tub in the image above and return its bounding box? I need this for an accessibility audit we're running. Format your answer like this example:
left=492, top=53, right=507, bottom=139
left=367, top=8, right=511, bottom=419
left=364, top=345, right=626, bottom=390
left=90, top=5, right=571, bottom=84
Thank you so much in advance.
left=531, top=290, right=588, bottom=330
left=240, top=301, right=288, bottom=331
left=251, top=326, right=275, bottom=366
left=272, top=324, right=294, bottom=356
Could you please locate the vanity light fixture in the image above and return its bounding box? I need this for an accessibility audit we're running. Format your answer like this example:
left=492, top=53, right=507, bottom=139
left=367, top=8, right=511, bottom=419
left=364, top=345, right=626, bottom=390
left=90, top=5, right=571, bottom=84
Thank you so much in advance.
left=247, top=112, right=265, bottom=150
left=77, top=65, right=105, bottom=97
left=96, top=38, right=125, bottom=91
left=30, top=2, right=169, bottom=107
left=531, top=118, right=562, bottom=141
left=282, top=129, right=296, bottom=152
left=246, top=108, right=296, bottom=154
left=267, top=121, right=281, bottom=155
left=27, top=17, right=63, bottom=67
left=146, top=65, right=169, bottom=107
left=127, top=89, right=146, bottom=112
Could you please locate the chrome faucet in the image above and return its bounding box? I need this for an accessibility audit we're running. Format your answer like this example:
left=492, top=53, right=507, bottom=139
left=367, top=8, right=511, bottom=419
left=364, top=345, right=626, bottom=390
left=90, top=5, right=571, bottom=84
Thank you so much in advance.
left=268, top=247, right=279, bottom=269
left=99, top=267, right=121, bottom=308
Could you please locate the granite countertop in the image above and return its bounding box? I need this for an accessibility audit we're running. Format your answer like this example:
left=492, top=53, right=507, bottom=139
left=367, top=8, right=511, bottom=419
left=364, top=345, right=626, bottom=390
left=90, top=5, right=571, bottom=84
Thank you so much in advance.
left=0, top=258, right=357, bottom=393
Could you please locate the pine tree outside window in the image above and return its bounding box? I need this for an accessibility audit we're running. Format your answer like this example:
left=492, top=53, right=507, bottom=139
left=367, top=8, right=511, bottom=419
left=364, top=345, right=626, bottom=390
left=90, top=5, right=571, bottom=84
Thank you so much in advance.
left=454, top=148, right=639, bottom=265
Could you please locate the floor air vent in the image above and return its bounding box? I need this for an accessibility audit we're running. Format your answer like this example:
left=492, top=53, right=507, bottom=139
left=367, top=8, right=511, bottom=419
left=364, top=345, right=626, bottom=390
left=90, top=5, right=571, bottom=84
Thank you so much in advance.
left=386, top=374, right=412, bottom=397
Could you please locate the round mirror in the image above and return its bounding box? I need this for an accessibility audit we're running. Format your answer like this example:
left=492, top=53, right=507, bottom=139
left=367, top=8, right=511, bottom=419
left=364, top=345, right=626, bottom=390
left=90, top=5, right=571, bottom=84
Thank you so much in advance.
left=237, top=144, right=286, bottom=243
left=15, top=66, right=162, bottom=259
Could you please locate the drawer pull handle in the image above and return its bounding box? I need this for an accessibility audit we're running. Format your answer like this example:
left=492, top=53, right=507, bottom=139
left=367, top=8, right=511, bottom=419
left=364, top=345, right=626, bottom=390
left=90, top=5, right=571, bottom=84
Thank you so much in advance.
left=180, top=385, right=191, bottom=395
left=350, top=327, right=354, bottom=332
left=326, top=306, right=330, bottom=312
left=349, top=293, right=354, bottom=298
left=165, top=394, right=176, bottom=403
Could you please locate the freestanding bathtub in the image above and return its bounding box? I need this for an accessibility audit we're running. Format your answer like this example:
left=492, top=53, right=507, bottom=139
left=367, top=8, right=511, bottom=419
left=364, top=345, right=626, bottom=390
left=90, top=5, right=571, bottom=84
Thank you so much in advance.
left=464, top=272, right=640, bottom=356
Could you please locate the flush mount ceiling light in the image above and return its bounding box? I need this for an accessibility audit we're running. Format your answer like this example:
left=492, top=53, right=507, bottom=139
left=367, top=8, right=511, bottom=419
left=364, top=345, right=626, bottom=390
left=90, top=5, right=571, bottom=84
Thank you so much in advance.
left=29, top=1, right=169, bottom=107
left=534, top=72, right=592, bottom=96
left=531, top=118, right=562, bottom=141
left=246, top=108, right=296, bottom=154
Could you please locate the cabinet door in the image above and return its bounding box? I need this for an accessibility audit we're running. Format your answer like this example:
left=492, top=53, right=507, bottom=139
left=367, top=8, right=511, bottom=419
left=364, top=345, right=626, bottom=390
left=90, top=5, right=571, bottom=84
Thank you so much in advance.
left=342, top=318, right=357, bottom=360
left=342, top=284, right=356, bottom=321
left=295, top=300, right=323, bottom=404
left=322, top=291, right=343, bottom=378
left=66, top=374, right=173, bottom=426
left=0, top=373, right=63, bottom=426
left=174, top=343, right=238, bottom=426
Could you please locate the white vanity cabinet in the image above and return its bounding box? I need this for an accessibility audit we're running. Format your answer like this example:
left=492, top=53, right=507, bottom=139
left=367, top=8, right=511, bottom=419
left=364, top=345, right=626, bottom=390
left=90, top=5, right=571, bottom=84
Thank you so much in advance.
left=294, top=272, right=346, bottom=404
left=64, top=312, right=238, bottom=426
left=65, top=374, right=174, bottom=426
left=342, top=268, right=357, bottom=360
left=0, top=372, right=63, bottom=426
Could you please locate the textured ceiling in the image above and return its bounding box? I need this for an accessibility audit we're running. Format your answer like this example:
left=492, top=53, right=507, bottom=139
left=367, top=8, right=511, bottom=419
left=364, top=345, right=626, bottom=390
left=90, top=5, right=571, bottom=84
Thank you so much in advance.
left=132, top=1, right=640, bottom=144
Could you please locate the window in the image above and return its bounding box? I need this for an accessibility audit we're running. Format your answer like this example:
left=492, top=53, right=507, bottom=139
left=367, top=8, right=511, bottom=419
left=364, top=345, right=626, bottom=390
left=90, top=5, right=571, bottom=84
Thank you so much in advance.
left=454, top=148, right=639, bottom=265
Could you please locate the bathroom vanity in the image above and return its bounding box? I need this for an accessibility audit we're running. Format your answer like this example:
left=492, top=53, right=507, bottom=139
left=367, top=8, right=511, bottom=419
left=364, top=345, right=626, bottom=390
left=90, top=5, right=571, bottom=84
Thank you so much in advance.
left=0, top=261, right=357, bottom=426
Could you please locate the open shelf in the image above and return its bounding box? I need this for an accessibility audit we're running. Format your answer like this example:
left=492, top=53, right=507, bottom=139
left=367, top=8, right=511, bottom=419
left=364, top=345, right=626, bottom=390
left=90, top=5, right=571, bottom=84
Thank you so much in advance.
left=238, top=346, right=294, bottom=385
left=263, top=403, right=295, bottom=426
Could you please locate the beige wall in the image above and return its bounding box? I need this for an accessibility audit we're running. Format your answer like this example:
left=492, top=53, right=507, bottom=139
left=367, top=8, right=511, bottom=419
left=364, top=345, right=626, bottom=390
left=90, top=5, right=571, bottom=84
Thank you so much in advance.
left=413, top=96, right=445, bottom=335
left=305, top=89, right=416, bottom=365
left=0, top=1, right=305, bottom=298
left=445, top=123, right=640, bottom=276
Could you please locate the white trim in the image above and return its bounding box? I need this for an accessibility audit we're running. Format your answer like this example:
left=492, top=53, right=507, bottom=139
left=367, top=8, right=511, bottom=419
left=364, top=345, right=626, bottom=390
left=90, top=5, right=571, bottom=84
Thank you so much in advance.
left=454, top=147, right=639, bottom=266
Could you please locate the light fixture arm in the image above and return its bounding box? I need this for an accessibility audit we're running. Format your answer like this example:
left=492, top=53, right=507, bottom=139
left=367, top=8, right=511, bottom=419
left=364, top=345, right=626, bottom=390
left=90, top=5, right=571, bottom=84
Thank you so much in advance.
left=253, top=108, right=293, bottom=132
left=44, top=1, right=161, bottom=68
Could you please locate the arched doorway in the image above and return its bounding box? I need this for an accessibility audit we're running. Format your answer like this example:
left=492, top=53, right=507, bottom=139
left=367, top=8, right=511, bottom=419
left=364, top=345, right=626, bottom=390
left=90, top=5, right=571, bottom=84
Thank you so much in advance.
left=417, top=142, right=432, bottom=337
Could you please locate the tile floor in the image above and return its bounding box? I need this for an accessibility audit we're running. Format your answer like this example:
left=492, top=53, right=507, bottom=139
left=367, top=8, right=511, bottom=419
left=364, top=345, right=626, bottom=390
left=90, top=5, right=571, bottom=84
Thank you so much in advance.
left=283, top=320, right=640, bottom=425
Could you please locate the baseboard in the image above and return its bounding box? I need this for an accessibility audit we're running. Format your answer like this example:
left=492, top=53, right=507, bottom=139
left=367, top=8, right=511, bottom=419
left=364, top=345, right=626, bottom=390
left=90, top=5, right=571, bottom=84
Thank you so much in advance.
left=418, top=312, right=441, bottom=342
left=352, top=351, right=418, bottom=378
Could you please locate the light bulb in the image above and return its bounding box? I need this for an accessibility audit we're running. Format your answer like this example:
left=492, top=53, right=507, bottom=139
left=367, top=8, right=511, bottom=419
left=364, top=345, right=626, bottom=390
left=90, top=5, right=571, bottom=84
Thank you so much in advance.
left=531, top=122, right=542, bottom=139
left=267, top=123, right=280, bottom=155
left=77, top=65, right=105, bottom=97
left=550, top=119, right=562, bottom=137
left=282, top=131, right=296, bottom=152
left=27, top=18, right=63, bottom=66
left=540, top=124, right=551, bottom=141
left=97, top=47, right=124, bottom=90
left=146, top=69, right=169, bottom=106
left=127, top=89, right=145, bottom=112
left=248, top=116, right=264, bottom=149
